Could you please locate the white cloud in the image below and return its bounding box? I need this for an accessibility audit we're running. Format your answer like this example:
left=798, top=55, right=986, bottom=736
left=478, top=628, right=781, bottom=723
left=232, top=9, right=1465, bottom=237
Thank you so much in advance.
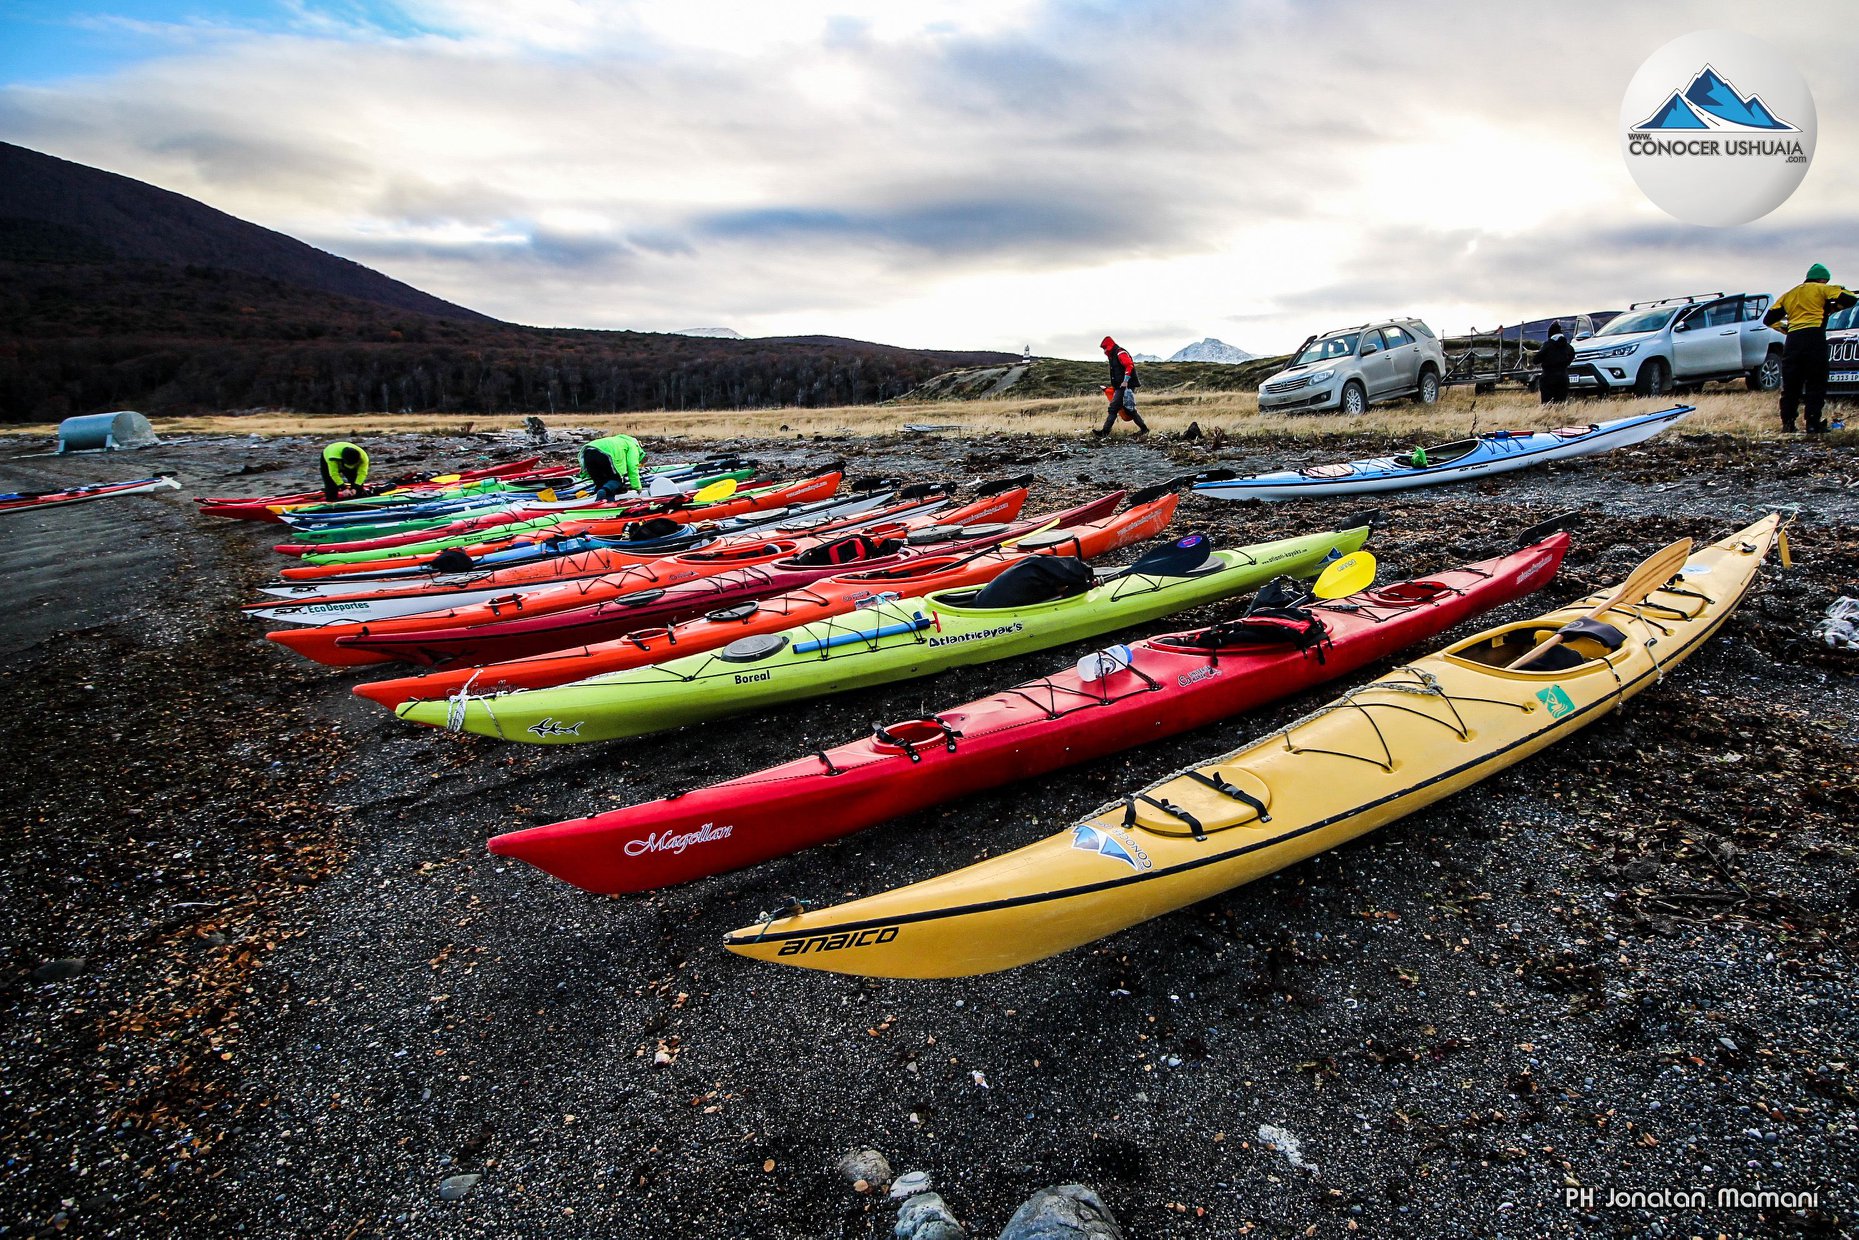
left=2, top=0, right=1854, bottom=357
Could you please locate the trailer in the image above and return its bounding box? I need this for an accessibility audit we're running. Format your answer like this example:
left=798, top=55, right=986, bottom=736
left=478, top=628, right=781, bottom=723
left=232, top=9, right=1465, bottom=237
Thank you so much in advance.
left=1441, top=314, right=1596, bottom=394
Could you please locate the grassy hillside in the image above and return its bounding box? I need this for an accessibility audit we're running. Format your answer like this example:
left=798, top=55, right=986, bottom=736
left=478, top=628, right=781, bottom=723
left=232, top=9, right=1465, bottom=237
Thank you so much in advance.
left=895, top=354, right=1290, bottom=403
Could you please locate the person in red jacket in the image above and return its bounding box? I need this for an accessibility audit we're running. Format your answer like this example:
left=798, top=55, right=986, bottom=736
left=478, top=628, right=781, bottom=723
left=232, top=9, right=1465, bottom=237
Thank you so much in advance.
left=1092, top=336, right=1149, bottom=437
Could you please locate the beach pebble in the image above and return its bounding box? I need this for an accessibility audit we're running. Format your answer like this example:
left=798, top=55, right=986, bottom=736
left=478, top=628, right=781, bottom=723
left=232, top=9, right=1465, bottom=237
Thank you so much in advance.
left=894, top=1191, right=963, bottom=1240
left=33, top=957, right=86, bottom=982
left=999, top=1183, right=1124, bottom=1240
left=837, top=1147, right=893, bottom=1190
left=438, top=1173, right=481, bottom=1201
left=889, top=1170, right=933, bottom=1199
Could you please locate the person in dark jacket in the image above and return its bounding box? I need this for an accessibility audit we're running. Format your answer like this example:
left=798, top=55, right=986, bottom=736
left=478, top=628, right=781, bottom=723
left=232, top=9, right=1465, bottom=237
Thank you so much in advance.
left=1092, top=336, right=1149, bottom=437
left=1537, top=322, right=1575, bottom=405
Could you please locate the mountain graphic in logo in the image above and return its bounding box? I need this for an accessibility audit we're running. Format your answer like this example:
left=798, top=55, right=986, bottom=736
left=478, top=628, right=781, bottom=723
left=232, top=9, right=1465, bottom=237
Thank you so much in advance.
left=1636, top=64, right=1798, bottom=131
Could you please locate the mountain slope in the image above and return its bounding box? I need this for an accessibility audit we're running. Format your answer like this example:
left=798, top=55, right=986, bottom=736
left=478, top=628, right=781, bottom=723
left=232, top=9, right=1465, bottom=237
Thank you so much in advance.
left=0, top=143, right=1016, bottom=421
left=0, top=142, right=490, bottom=321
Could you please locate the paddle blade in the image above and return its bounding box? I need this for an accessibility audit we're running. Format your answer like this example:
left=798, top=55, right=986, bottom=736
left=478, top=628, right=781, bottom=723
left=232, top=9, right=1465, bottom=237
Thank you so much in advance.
left=537, top=488, right=557, bottom=502
left=1589, top=538, right=1692, bottom=621
left=693, top=478, right=739, bottom=503
left=430, top=473, right=461, bottom=485
left=1313, top=550, right=1375, bottom=599
left=1516, top=510, right=1581, bottom=547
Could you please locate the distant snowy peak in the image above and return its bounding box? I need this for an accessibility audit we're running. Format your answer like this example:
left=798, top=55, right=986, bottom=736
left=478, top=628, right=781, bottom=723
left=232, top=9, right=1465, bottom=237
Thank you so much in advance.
left=673, top=327, right=743, bottom=338
left=1131, top=353, right=1163, bottom=363
left=1167, top=338, right=1255, bottom=364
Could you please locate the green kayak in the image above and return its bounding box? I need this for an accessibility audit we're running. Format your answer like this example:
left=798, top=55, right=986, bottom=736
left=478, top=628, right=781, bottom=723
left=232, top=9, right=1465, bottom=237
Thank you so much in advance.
left=396, top=521, right=1373, bottom=745
left=298, top=473, right=779, bottom=565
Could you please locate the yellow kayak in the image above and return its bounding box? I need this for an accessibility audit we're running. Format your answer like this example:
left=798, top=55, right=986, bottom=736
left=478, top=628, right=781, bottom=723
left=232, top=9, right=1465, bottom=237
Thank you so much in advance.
left=725, top=513, right=1780, bottom=978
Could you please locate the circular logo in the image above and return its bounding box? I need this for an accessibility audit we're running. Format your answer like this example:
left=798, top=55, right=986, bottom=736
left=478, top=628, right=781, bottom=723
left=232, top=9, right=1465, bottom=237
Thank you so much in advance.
left=1620, top=30, right=1815, bottom=227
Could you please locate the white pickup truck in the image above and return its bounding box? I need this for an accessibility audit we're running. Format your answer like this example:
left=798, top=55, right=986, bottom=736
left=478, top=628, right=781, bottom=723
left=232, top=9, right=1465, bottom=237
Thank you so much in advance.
left=1827, top=305, right=1859, bottom=395
left=1568, top=292, right=1783, bottom=396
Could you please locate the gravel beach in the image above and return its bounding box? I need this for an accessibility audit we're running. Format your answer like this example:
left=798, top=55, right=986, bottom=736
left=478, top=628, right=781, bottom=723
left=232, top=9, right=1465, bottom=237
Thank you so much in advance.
left=3, top=426, right=1855, bottom=1239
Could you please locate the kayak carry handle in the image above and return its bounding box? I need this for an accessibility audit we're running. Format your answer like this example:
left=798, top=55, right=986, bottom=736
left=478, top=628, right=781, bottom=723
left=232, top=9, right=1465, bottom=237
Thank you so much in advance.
left=871, top=717, right=961, bottom=762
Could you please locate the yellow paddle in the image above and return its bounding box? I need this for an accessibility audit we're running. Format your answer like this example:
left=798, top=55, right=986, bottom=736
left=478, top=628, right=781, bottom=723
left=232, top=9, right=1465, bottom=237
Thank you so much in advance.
left=1312, top=550, right=1375, bottom=599
left=429, top=473, right=462, bottom=485
left=1505, top=537, right=1692, bottom=670
left=693, top=478, right=739, bottom=504
left=537, top=488, right=557, bottom=502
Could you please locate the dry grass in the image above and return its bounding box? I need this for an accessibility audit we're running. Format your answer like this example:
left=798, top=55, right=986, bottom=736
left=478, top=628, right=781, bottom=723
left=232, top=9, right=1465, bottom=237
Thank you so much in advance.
left=0, top=386, right=1810, bottom=445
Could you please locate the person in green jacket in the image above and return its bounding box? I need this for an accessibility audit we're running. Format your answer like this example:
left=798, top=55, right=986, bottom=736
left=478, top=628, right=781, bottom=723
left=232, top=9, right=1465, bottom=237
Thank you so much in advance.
left=581, top=433, right=645, bottom=500
left=320, top=441, right=370, bottom=501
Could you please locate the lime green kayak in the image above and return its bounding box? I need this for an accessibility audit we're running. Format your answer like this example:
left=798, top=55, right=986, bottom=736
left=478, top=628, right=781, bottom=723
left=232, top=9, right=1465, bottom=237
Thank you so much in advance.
left=396, top=522, right=1373, bottom=745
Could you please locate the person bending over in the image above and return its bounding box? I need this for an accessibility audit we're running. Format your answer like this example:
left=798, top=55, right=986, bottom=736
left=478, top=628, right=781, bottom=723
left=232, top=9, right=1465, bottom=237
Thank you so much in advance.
left=580, top=433, right=645, bottom=500
left=320, top=441, right=370, bottom=502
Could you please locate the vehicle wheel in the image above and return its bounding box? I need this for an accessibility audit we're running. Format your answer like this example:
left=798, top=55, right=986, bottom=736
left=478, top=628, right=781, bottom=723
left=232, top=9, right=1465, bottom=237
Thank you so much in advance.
left=1415, top=368, right=1440, bottom=405
left=1340, top=381, right=1368, bottom=414
left=1747, top=351, right=1783, bottom=391
left=1634, top=357, right=1672, bottom=397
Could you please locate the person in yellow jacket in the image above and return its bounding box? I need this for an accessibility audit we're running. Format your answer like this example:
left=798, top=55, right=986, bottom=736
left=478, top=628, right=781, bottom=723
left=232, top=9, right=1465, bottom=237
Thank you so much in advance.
left=1763, top=263, right=1857, bottom=433
left=580, top=433, right=645, bottom=500
left=320, top=441, right=370, bottom=501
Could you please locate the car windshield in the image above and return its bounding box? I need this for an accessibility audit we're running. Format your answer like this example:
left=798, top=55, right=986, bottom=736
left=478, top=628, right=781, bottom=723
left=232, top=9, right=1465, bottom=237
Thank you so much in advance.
left=1596, top=307, right=1677, bottom=337
left=1294, top=334, right=1360, bottom=366
left=1828, top=306, right=1858, bottom=332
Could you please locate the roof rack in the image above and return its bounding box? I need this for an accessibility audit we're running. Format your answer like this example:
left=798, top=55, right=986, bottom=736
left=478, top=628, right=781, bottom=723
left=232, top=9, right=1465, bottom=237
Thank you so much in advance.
left=1629, top=292, right=1727, bottom=310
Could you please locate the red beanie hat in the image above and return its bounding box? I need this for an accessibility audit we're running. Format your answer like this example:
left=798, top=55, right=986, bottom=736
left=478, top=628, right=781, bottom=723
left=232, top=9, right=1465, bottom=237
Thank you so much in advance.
left=1100, top=336, right=1117, bottom=351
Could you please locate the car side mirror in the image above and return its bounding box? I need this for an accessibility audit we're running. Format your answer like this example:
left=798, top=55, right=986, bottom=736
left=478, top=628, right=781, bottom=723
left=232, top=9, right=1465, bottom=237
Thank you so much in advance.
left=1361, top=343, right=1380, bottom=356
left=1576, top=332, right=1593, bottom=341
left=1674, top=319, right=1691, bottom=332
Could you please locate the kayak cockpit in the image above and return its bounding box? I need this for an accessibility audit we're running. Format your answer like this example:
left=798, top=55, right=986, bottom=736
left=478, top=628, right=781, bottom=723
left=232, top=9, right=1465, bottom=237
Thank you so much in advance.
left=1443, top=617, right=1630, bottom=674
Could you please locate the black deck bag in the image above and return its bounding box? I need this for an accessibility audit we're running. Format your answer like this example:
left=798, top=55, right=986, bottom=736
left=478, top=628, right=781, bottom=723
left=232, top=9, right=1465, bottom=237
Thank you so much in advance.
left=969, top=555, right=1095, bottom=609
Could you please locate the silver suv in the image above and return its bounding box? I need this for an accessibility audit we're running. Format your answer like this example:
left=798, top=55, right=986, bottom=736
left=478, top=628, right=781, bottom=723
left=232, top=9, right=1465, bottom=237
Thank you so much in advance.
left=1568, top=293, right=1783, bottom=396
left=1258, top=318, right=1446, bottom=414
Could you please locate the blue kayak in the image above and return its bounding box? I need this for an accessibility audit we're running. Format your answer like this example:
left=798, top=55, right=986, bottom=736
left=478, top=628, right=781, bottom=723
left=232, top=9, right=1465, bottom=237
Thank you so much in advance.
left=1195, top=405, right=1695, bottom=501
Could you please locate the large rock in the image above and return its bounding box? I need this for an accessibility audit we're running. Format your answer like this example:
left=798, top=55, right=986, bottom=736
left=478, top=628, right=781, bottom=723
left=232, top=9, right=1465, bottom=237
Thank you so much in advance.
left=837, top=1146, right=893, bottom=1191
left=895, top=1191, right=964, bottom=1240
left=999, top=1184, right=1123, bottom=1240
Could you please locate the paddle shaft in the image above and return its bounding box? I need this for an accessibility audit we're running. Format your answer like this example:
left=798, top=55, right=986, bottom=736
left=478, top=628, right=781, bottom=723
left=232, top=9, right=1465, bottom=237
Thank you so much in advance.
left=1505, top=537, right=1692, bottom=670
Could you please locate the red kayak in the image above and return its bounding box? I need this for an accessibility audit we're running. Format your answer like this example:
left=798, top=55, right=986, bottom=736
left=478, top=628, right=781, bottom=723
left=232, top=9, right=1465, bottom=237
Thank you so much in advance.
left=0, top=475, right=180, bottom=514
left=353, top=489, right=1179, bottom=707
left=265, top=487, right=1028, bottom=668
left=335, top=490, right=1092, bottom=668
left=194, top=458, right=549, bottom=522
left=276, top=473, right=843, bottom=581
left=487, top=532, right=1570, bottom=894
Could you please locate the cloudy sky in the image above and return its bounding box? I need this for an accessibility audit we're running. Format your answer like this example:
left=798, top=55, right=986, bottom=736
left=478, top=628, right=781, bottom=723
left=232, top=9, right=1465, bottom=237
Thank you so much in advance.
left=1, top=0, right=1851, bottom=357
